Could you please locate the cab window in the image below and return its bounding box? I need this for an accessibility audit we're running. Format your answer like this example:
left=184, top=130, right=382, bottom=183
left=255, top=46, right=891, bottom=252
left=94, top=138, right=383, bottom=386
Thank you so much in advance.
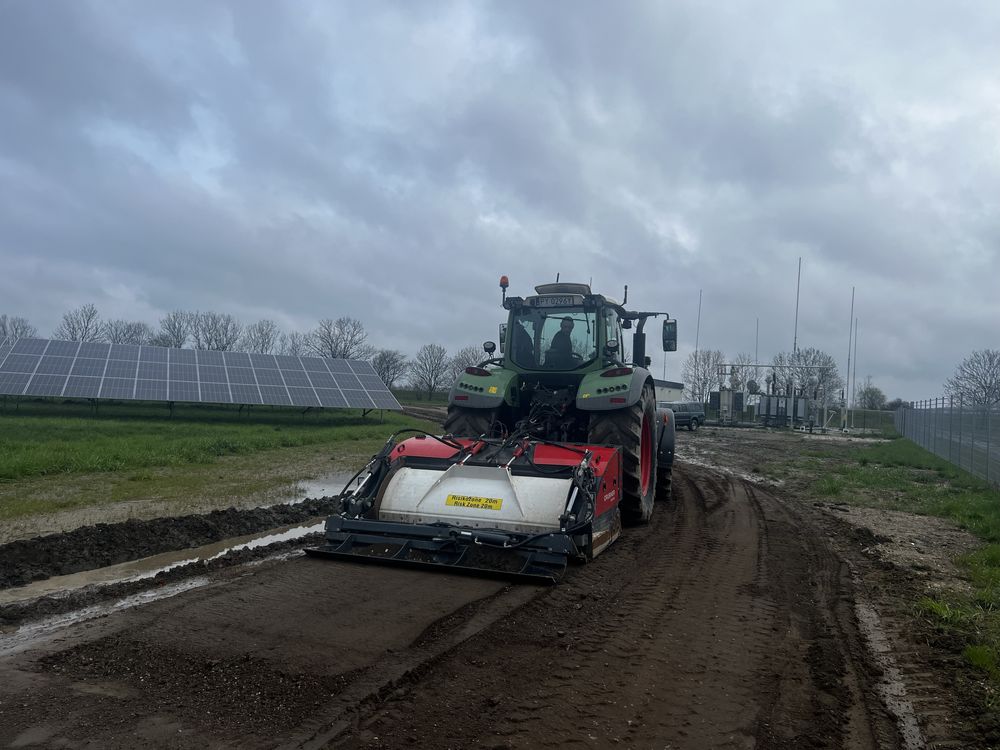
left=510, top=307, right=597, bottom=370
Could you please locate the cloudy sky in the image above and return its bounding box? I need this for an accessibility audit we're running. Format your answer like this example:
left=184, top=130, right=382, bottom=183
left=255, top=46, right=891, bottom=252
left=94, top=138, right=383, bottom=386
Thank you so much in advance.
left=1, top=1, right=998, bottom=400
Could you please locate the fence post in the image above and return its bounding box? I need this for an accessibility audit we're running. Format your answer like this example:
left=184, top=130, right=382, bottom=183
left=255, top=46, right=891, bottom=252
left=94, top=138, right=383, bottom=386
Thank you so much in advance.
left=921, top=398, right=931, bottom=450
left=931, top=396, right=937, bottom=456
left=949, top=395, right=953, bottom=463
left=987, top=403, right=991, bottom=484
left=958, top=397, right=963, bottom=470
left=925, top=399, right=929, bottom=450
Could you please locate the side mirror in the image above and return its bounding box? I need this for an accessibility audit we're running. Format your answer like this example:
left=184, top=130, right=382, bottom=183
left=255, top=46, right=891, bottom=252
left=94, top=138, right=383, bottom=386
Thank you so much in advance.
left=662, top=319, right=677, bottom=352
left=498, top=324, right=507, bottom=353
left=483, top=341, right=496, bottom=355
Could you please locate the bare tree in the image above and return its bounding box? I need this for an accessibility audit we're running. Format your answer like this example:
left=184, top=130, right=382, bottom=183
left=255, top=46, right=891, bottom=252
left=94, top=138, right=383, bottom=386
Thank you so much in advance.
left=242, top=319, right=281, bottom=354
left=308, top=317, right=375, bottom=360
left=681, top=349, right=725, bottom=402
left=104, top=320, right=153, bottom=345
left=371, top=349, right=409, bottom=389
left=769, top=348, right=843, bottom=406
left=409, top=344, right=449, bottom=400
left=448, top=345, right=484, bottom=383
left=727, top=352, right=756, bottom=392
left=191, top=311, right=243, bottom=351
left=158, top=311, right=192, bottom=348
left=147, top=332, right=174, bottom=347
left=945, top=349, right=1000, bottom=405
left=278, top=331, right=309, bottom=356
left=53, top=304, right=104, bottom=342
left=0, top=314, right=38, bottom=340
left=855, top=376, right=887, bottom=410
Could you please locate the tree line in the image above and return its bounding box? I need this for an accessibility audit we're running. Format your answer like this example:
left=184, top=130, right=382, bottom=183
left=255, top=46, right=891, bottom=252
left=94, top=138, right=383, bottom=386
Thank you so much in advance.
left=1, top=306, right=490, bottom=398
left=681, top=345, right=1000, bottom=410
left=6, top=307, right=998, bottom=405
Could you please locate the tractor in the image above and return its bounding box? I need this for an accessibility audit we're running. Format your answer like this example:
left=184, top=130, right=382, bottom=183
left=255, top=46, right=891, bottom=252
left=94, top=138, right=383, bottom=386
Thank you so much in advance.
left=306, top=279, right=678, bottom=582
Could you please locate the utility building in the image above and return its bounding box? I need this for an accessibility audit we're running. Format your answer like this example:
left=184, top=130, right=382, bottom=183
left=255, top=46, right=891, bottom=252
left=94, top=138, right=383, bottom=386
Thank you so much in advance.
left=654, top=379, right=684, bottom=402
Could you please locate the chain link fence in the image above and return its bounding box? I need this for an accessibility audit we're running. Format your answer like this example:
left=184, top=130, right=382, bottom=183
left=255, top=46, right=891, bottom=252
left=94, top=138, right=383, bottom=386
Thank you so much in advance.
left=896, top=399, right=999, bottom=487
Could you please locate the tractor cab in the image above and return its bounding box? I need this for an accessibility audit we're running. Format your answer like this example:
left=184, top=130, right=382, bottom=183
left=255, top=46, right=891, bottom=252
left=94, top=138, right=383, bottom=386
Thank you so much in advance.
left=502, top=282, right=623, bottom=374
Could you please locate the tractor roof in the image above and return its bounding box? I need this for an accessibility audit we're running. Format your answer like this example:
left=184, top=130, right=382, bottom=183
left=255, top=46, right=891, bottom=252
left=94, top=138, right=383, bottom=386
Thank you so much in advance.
left=534, top=282, right=591, bottom=295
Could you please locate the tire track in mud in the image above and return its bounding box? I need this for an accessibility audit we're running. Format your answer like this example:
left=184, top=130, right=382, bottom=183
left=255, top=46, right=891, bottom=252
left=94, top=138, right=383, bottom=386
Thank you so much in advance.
left=0, top=461, right=939, bottom=749
left=331, top=463, right=901, bottom=750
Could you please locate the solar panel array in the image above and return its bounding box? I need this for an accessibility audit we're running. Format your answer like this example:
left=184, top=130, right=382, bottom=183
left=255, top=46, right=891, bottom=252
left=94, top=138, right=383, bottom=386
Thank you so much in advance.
left=0, top=338, right=401, bottom=410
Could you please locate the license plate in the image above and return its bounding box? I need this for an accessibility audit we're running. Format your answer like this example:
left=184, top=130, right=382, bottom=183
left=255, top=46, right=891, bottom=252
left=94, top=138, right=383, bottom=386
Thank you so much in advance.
left=446, top=494, right=504, bottom=511
left=531, top=295, right=577, bottom=307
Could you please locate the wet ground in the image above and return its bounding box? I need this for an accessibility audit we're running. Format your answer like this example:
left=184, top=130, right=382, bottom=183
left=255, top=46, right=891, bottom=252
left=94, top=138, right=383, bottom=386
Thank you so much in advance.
left=0, top=429, right=989, bottom=748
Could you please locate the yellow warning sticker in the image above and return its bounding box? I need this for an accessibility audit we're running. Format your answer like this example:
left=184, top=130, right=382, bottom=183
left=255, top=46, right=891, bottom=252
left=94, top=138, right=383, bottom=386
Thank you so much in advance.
left=488, top=386, right=498, bottom=394
left=446, top=494, right=504, bottom=511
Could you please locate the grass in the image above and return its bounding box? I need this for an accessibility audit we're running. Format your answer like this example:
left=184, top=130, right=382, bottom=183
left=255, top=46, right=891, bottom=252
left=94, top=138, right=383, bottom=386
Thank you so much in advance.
left=781, top=435, right=1000, bottom=693
left=392, top=388, right=450, bottom=405
left=0, top=398, right=438, bottom=526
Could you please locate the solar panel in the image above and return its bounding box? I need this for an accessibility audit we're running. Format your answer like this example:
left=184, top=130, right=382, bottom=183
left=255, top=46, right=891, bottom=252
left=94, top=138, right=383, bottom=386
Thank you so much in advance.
left=0, top=337, right=402, bottom=411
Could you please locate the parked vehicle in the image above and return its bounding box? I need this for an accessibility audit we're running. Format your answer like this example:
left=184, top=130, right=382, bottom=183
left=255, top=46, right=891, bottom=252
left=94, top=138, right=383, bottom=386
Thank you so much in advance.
left=658, top=401, right=705, bottom=431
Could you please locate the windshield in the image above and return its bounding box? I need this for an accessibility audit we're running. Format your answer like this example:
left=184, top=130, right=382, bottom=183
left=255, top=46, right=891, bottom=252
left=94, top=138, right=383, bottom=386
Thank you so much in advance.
left=509, top=307, right=598, bottom=370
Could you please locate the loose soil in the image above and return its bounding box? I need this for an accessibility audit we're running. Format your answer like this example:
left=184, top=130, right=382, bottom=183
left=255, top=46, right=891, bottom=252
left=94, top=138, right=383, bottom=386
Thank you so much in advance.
left=0, top=427, right=989, bottom=748
left=0, top=497, right=342, bottom=589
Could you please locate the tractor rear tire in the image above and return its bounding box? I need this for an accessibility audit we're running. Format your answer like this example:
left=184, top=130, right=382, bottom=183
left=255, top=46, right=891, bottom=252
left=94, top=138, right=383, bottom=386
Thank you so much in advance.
left=588, top=384, right=657, bottom=525
left=443, top=405, right=497, bottom=438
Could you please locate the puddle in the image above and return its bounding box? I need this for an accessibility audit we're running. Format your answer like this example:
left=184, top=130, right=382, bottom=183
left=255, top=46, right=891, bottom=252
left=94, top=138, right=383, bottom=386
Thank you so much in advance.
left=0, top=577, right=213, bottom=657
left=0, top=521, right=325, bottom=607
left=275, top=470, right=359, bottom=506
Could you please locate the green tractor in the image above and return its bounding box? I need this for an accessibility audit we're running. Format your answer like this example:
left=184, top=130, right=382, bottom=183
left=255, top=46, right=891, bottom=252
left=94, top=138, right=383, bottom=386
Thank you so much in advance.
left=445, top=278, right=679, bottom=525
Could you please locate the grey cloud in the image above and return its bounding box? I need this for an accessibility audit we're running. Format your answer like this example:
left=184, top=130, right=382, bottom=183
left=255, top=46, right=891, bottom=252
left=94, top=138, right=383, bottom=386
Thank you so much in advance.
left=1, top=1, right=998, bottom=400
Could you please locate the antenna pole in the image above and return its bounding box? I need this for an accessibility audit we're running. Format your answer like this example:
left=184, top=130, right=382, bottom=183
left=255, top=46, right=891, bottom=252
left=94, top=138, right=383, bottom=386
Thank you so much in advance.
left=852, top=317, right=858, bottom=428
left=792, top=257, right=801, bottom=354
left=694, top=289, right=702, bottom=355
left=843, top=286, right=854, bottom=429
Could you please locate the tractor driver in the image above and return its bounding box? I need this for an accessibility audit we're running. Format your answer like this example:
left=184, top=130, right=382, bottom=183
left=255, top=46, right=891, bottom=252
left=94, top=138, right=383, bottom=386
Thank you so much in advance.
left=546, top=316, right=576, bottom=368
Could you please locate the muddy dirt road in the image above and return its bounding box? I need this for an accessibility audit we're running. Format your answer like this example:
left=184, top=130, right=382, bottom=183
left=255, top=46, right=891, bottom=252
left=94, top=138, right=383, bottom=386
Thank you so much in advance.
left=0, top=459, right=976, bottom=748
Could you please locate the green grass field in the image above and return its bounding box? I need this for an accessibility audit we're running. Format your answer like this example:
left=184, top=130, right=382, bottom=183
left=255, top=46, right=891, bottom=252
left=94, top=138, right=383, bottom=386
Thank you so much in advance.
left=791, top=436, right=1000, bottom=700
left=0, top=399, right=438, bottom=531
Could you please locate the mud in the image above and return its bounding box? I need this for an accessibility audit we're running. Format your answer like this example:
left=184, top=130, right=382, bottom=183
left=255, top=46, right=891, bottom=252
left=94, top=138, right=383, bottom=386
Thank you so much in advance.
left=0, top=534, right=318, bottom=630
left=0, top=429, right=989, bottom=748
left=332, top=466, right=906, bottom=749
left=0, top=497, right=342, bottom=589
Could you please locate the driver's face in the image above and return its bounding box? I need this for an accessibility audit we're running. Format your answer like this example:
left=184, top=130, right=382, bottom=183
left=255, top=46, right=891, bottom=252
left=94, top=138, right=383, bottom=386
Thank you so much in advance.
left=561, top=320, right=573, bottom=332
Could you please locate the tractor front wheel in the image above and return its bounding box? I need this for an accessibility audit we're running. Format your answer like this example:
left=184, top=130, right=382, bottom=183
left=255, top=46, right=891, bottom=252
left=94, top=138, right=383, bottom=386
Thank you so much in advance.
left=588, top=384, right=657, bottom=525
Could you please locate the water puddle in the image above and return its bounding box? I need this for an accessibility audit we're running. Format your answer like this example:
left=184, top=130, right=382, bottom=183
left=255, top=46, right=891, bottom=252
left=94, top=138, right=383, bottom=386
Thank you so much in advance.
left=274, top=470, right=358, bottom=506
left=0, top=521, right=325, bottom=607
left=0, top=577, right=212, bottom=657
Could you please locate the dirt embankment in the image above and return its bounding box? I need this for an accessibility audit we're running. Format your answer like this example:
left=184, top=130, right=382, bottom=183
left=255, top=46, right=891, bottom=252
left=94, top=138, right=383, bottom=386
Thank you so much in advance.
left=0, top=497, right=342, bottom=589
